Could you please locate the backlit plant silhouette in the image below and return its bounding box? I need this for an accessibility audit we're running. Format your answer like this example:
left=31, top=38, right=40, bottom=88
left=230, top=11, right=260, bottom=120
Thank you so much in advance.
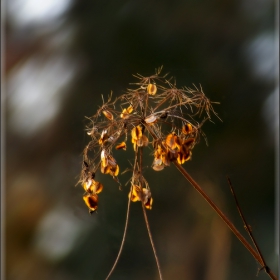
left=78, top=67, right=277, bottom=280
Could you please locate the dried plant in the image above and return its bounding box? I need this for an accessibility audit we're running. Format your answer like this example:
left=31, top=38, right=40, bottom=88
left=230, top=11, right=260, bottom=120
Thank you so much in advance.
left=78, top=67, right=277, bottom=280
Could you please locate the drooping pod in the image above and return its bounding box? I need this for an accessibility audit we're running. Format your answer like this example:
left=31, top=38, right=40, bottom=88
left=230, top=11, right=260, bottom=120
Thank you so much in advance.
left=165, top=132, right=181, bottom=151
left=131, top=125, right=148, bottom=151
left=128, top=185, right=153, bottom=209
left=83, top=193, right=98, bottom=213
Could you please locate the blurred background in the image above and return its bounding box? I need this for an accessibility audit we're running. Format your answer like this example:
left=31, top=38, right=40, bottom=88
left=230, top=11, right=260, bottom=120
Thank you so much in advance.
left=2, top=0, right=278, bottom=279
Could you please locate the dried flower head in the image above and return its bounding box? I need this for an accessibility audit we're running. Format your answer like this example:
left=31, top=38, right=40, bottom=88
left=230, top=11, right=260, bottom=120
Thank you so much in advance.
left=79, top=66, right=219, bottom=213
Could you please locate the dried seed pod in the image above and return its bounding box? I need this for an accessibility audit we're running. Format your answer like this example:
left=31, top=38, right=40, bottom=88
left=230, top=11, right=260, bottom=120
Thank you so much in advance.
left=120, top=105, right=133, bottom=119
left=147, top=83, right=157, bottom=95
left=128, top=185, right=141, bottom=202
left=152, top=163, right=165, bottom=171
left=131, top=126, right=142, bottom=143
left=83, top=180, right=103, bottom=194
left=145, top=114, right=157, bottom=124
left=142, top=188, right=153, bottom=209
left=102, top=110, right=114, bottom=121
left=166, top=132, right=181, bottom=150
left=137, top=134, right=149, bottom=147
left=83, top=193, right=98, bottom=213
left=99, top=130, right=109, bottom=145
left=182, top=123, right=193, bottom=135
left=115, top=142, right=127, bottom=150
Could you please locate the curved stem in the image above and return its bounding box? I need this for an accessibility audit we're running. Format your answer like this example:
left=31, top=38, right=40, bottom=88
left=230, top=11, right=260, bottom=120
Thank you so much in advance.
left=141, top=201, right=163, bottom=280
left=139, top=147, right=163, bottom=280
left=105, top=188, right=132, bottom=280
left=174, top=162, right=278, bottom=280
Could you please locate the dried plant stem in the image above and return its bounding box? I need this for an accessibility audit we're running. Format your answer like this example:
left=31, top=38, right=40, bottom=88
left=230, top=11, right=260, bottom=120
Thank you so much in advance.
left=105, top=150, right=140, bottom=280
left=139, top=147, right=163, bottom=280
left=104, top=189, right=132, bottom=280
left=174, top=162, right=278, bottom=280
left=141, top=201, right=163, bottom=280
left=227, top=177, right=270, bottom=274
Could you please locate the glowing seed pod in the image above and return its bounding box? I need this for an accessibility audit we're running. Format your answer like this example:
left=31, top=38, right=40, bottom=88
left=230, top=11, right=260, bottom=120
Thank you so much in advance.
left=147, top=84, right=157, bottom=95
left=115, top=142, right=127, bottom=150
left=131, top=125, right=142, bottom=142
left=120, top=105, right=134, bottom=119
left=182, top=123, right=193, bottom=135
left=128, top=185, right=141, bottom=202
left=83, top=193, right=98, bottom=213
left=166, top=132, right=181, bottom=150
left=145, top=197, right=153, bottom=209
left=90, top=181, right=103, bottom=194
left=110, top=164, right=119, bottom=176
left=102, top=110, right=114, bottom=121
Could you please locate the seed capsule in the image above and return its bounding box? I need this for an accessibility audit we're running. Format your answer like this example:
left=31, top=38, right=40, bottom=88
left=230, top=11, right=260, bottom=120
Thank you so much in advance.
left=166, top=132, right=181, bottom=150
left=102, top=110, right=114, bottom=121
left=147, top=84, right=157, bottom=95
left=83, top=193, right=98, bottom=213
left=120, top=105, right=133, bottom=119
left=182, top=123, right=193, bottom=135
left=83, top=180, right=103, bottom=194
left=115, top=142, right=127, bottom=150
left=145, top=114, right=157, bottom=124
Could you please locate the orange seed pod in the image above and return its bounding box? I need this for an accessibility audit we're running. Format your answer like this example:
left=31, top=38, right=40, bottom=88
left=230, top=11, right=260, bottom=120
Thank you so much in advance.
left=147, top=84, right=157, bottom=95
left=102, top=110, right=114, bottom=121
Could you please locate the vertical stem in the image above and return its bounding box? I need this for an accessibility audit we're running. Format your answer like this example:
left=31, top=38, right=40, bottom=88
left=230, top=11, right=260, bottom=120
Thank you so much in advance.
left=174, top=162, right=277, bottom=280
left=139, top=147, right=163, bottom=280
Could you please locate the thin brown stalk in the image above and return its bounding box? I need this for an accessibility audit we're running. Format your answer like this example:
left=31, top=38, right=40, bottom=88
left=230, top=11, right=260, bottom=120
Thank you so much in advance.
left=227, top=177, right=270, bottom=274
left=141, top=201, right=163, bottom=280
left=105, top=150, right=140, bottom=280
left=104, top=186, right=132, bottom=280
left=174, top=162, right=278, bottom=280
left=139, top=147, right=163, bottom=280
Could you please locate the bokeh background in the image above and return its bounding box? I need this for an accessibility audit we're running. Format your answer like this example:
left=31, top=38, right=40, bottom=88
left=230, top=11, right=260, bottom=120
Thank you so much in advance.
left=3, top=0, right=279, bottom=279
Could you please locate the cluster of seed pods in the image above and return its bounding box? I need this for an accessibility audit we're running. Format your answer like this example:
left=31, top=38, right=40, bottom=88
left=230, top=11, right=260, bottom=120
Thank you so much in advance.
left=79, top=68, right=218, bottom=213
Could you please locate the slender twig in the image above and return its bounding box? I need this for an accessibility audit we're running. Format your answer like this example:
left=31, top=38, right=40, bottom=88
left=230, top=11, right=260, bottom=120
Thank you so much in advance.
left=174, top=162, right=278, bottom=280
left=105, top=150, right=140, bottom=280
left=141, top=201, right=163, bottom=280
left=139, top=147, right=163, bottom=280
left=104, top=186, right=132, bottom=280
left=227, top=177, right=270, bottom=274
